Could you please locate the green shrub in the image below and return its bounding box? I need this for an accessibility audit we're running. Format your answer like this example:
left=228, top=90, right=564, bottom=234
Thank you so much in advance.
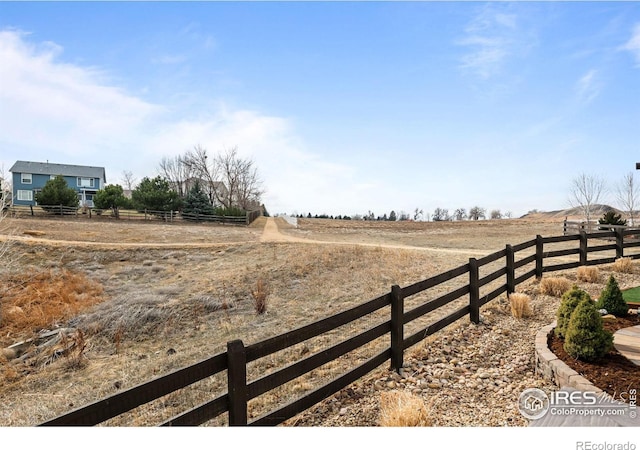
left=598, top=211, right=627, bottom=229
left=555, top=285, right=591, bottom=339
left=563, top=299, right=614, bottom=362
left=35, top=175, right=79, bottom=211
left=595, top=275, right=629, bottom=317
left=213, top=206, right=245, bottom=217
left=182, top=180, right=215, bottom=219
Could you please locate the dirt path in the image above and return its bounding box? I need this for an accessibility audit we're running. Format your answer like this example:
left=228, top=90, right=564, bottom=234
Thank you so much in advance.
left=260, top=217, right=488, bottom=256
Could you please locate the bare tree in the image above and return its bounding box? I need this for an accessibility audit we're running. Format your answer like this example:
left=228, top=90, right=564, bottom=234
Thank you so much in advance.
left=121, top=170, right=137, bottom=191
left=158, top=155, right=193, bottom=198
left=413, top=208, right=424, bottom=221
left=569, top=173, right=607, bottom=223
left=469, top=206, right=486, bottom=221
left=432, top=207, right=450, bottom=222
left=453, top=208, right=467, bottom=221
left=230, top=148, right=264, bottom=210
left=616, top=172, right=639, bottom=226
left=490, top=209, right=502, bottom=220
left=0, top=165, right=16, bottom=276
left=183, top=145, right=264, bottom=210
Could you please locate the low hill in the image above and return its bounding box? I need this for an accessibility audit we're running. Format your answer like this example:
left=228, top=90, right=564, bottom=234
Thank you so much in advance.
left=521, top=204, right=626, bottom=221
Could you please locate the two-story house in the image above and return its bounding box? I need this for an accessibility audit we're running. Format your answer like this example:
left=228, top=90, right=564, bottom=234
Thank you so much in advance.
left=9, top=160, right=106, bottom=207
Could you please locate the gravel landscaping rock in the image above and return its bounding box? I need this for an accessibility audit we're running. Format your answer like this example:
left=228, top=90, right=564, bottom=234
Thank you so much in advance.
left=287, top=290, right=560, bottom=426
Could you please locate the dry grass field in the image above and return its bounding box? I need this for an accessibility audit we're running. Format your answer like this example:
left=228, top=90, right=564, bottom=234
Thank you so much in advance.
left=0, top=214, right=611, bottom=426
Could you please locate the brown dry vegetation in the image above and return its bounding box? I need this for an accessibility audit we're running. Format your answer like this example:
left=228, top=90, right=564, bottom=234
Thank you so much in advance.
left=509, top=293, right=532, bottom=319
left=576, top=266, right=600, bottom=283
left=0, top=269, right=104, bottom=346
left=612, top=257, right=635, bottom=274
left=0, top=215, right=636, bottom=426
left=538, top=277, right=573, bottom=297
left=378, top=390, right=433, bottom=426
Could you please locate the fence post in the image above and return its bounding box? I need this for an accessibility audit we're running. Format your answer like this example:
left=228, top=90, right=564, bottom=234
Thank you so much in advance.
left=535, top=235, right=544, bottom=279
left=30, top=205, right=34, bottom=216
left=506, top=244, right=515, bottom=295
left=563, top=218, right=567, bottom=235
left=579, top=231, right=588, bottom=266
left=469, top=258, right=480, bottom=324
left=227, top=339, right=248, bottom=426
left=390, top=285, right=404, bottom=373
left=615, top=228, right=624, bottom=259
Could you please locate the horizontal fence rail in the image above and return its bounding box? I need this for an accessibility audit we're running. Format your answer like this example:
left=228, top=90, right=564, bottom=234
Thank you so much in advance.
left=7, top=205, right=262, bottom=225
left=39, top=226, right=640, bottom=427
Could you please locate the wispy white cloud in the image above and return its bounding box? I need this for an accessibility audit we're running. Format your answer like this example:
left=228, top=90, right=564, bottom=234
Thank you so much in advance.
left=457, top=6, right=520, bottom=79
left=151, top=54, right=188, bottom=65
left=457, top=4, right=539, bottom=84
left=180, top=21, right=216, bottom=50
left=622, top=23, right=640, bottom=67
left=575, top=69, right=602, bottom=104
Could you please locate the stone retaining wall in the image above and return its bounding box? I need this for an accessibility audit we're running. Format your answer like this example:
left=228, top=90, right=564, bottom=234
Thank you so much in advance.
left=534, top=320, right=602, bottom=393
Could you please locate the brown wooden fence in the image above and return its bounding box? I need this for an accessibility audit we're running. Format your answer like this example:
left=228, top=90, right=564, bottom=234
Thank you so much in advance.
left=7, top=205, right=262, bottom=225
left=563, top=219, right=633, bottom=236
left=39, top=227, right=640, bottom=426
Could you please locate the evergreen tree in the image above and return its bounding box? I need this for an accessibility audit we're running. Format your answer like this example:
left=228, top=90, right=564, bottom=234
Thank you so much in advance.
left=35, top=175, right=79, bottom=212
left=598, top=210, right=627, bottom=227
left=132, top=176, right=182, bottom=212
left=94, top=184, right=130, bottom=218
left=555, top=285, right=591, bottom=339
left=182, top=180, right=215, bottom=219
left=564, top=299, right=614, bottom=362
left=595, top=275, right=629, bottom=317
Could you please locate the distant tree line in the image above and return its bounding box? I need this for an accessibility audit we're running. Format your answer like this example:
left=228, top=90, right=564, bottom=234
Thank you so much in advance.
left=289, top=206, right=513, bottom=222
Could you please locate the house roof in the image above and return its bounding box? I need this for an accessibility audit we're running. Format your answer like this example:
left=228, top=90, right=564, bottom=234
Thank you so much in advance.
left=9, top=161, right=106, bottom=182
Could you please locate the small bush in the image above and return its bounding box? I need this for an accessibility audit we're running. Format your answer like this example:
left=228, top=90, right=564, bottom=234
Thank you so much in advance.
left=595, top=275, right=629, bottom=317
left=509, top=293, right=532, bottom=319
left=563, top=299, right=614, bottom=362
left=251, top=278, right=270, bottom=315
left=577, top=266, right=600, bottom=283
left=611, top=257, right=634, bottom=274
left=555, top=285, right=591, bottom=339
left=539, top=277, right=572, bottom=297
left=378, top=391, right=433, bottom=427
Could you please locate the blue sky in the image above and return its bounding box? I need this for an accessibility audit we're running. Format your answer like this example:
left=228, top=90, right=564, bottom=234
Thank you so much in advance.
left=1, top=1, right=639, bottom=218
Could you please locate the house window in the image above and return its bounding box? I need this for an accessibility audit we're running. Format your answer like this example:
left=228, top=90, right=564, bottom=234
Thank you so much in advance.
left=21, top=173, right=32, bottom=184
left=77, top=177, right=94, bottom=188
left=17, top=190, right=33, bottom=201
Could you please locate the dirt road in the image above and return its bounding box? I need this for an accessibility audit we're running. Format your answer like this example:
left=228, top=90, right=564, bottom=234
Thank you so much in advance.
left=260, top=217, right=488, bottom=256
